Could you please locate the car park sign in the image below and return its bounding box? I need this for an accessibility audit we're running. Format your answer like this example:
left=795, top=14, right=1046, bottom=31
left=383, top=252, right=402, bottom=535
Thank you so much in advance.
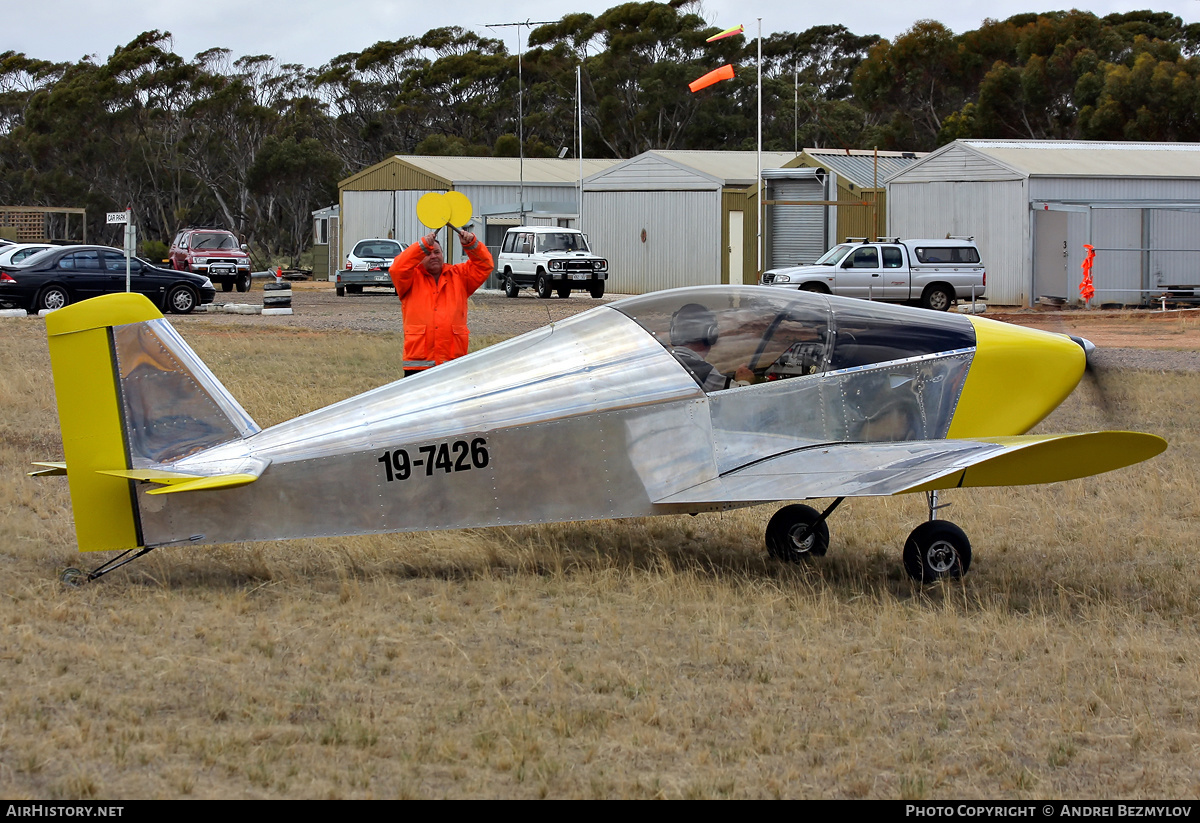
left=106, top=211, right=129, bottom=224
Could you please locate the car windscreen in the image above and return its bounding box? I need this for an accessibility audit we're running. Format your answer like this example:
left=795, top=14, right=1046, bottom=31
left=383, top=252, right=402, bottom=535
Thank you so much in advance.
left=813, top=245, right=851, bottom=266
left=536, top=233, right=588, bottom=253
left=191, top=233, right=238, bottom=250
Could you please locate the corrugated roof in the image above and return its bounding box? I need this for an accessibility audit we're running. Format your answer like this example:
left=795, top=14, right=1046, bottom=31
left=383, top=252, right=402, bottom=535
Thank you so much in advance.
left=961, top=140, right=1200, bottom=178
left=800, top=148, right=928, bottom=188
left=650, top=151, right=799, bottom=185
left=387, top=155, right=622, bottom=184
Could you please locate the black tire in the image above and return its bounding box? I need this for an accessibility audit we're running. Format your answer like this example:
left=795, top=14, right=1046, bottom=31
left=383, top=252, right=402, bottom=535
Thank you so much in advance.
left=166, top=284, right=198, bottom=314
left=37, top=285, right=70, bottom=312
left=236, top=273, right=251, bottom=292
left=348, top=284, right=363, bottom=294
left=504, top=272, right=519, bottom=298
left=765, top=504, right=829, bottom=562
left=336, top=285, right=345, bottom=297
left=557, top=284, right=571, bottom=299
left=220, top=280, right=234, bottom=292
left=590, top=280, right=606, bottom=299
left=535, top=272, right=551, bottom=299
left=921, top=284, right=954, bottom=312
left=903, top=521, right=972, bottom=583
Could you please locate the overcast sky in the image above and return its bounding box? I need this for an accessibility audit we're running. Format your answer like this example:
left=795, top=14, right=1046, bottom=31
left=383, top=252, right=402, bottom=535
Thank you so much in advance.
left=10, top=1, right=1199, bottom=68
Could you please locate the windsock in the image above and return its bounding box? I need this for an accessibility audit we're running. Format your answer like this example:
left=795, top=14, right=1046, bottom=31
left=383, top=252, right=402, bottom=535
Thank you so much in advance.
left=706, top=24, right=744, bottom=42
left=689, top=64, right=735, bottom=93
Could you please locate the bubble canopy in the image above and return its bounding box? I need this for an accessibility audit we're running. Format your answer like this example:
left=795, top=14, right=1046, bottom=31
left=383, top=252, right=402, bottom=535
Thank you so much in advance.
left=610, top=287, right=977, bottom=391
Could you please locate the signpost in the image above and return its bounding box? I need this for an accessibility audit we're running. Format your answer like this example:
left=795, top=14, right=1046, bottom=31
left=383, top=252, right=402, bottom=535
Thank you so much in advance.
left=107, top=209, right=133, bottom=292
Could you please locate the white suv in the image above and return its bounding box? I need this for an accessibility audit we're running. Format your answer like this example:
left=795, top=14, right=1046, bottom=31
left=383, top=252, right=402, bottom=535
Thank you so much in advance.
left=496, top=226, right=608, bottom=299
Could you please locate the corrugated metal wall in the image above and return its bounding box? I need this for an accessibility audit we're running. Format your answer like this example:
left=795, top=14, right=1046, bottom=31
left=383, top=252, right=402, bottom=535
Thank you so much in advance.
left=1150, top=210, right=1200, bottom=288
left=887, top=180, right=1029, bottom=305
left=340, top=191, right=397, bottom=264
left=899, top=144, right=1024, bottom=183
left=838, top=189, right=883, bottom=243
left=764, top=176, right=827, bottom=269
left=586, top=190, right=721, bottom=293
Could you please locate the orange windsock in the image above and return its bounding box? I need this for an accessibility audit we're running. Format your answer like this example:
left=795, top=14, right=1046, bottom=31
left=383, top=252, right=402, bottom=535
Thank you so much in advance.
left=689, top=64, right=735, bottom=93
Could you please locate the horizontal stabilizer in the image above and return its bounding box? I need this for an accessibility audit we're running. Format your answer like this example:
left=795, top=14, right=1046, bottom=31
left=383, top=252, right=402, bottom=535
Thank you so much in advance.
left=28, top=461, right=67, bottom=477
left=97, top=455, right=269, bottom=495
left=655, top=431, right=1167, bottom=505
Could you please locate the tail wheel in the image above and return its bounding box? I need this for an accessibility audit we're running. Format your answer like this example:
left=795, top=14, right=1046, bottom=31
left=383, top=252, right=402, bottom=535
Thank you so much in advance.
left=903, top=521, right=971, bottom=582
left=166, top=285, right=198, bottom=314
left=765, top=504, right=829, bottom=562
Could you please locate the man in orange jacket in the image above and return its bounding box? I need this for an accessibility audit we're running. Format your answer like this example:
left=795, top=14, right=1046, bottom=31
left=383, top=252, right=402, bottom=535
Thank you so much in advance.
left=389, top=228, right=494, bottom=376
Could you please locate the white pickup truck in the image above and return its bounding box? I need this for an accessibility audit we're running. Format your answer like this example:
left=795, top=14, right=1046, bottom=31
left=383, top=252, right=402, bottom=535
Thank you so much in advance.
left=761, top=238, right=986, bottom=311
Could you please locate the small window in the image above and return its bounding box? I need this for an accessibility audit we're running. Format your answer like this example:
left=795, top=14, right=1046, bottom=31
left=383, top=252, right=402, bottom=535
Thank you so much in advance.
left=914, top=246, right=979, bottom=264
left=882, top=247, right=904, bottom=268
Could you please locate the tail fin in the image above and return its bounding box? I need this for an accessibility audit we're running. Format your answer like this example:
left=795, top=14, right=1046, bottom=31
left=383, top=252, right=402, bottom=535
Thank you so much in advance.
left=44, top=293, right=259, bottom=551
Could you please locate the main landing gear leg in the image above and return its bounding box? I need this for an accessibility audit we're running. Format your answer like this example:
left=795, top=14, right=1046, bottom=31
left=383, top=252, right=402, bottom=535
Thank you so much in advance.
left=902, top=491, right=971, bottom=583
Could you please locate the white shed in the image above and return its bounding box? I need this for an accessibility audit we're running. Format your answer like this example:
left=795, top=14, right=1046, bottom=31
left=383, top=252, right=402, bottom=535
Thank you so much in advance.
left=886, top=140, right=1200, bottom=306
left=582, top=150, right=798, bottom=294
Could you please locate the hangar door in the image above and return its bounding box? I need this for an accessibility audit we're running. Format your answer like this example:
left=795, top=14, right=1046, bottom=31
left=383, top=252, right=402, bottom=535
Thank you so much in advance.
left=764, top=168, right=827, bottom=270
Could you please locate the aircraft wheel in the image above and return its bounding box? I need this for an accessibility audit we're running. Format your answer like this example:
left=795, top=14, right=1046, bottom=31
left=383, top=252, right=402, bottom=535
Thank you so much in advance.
left=535, top=272, right=551, bottom=299
left=504, top=273, right=519, bottom=298
left=903, top=521, right=971, bottom=582
left=61, top=567, right=85, bottom=587
left=765, top=504, right=829, bottom=562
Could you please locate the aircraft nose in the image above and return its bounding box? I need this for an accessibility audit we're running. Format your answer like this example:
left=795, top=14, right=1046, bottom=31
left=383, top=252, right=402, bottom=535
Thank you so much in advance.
left=947, top=317, right=1087, bottom=438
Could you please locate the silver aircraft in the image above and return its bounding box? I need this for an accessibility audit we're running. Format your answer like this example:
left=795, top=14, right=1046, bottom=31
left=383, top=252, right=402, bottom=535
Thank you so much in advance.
left=38, top=286, right=1164, bottom=584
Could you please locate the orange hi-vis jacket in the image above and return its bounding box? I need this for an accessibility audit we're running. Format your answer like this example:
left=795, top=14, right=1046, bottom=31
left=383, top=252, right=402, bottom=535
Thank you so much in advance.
left=389, top=237, right=494, bottom=370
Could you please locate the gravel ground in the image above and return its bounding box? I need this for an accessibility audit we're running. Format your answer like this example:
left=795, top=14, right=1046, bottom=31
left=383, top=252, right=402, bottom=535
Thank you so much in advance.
left=178, top=282, right=1200, bottom=372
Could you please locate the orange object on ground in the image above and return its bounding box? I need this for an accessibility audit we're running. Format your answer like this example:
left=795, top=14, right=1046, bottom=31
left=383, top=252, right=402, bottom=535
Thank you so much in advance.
left=689, top=64, right=735, bottom=93
left=388, top=237, right=493, bottom=370
left=1080, top=244, right=1095, bottom=303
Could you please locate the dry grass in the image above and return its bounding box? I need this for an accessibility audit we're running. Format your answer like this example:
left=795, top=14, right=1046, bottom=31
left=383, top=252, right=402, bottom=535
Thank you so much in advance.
left=1, top=318, right=1199, bottom=798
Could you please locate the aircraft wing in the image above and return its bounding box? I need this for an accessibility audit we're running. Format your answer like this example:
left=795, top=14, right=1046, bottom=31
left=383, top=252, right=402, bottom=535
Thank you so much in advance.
left=655, top=432, right=1167, bottom=505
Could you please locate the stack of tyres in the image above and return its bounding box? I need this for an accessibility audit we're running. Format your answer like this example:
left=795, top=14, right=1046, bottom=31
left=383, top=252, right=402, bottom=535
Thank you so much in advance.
left=263, top=280, right=292, bottom=315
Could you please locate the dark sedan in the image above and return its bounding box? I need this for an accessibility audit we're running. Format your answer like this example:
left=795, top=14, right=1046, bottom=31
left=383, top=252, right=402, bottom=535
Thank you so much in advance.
left=0, top=245, right=216, bottom=314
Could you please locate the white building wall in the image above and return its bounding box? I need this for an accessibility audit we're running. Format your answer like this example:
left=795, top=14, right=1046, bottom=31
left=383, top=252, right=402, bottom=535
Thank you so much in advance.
left=340, top=191, right=397, bottom=264
left=585, top=190, right=721, bottom=293
left=887, top=179, right=1029, bottom=305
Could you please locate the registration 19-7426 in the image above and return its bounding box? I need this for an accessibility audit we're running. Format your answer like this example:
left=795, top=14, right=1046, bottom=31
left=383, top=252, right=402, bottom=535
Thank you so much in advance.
left=378, top=438, right=490, bottom=482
